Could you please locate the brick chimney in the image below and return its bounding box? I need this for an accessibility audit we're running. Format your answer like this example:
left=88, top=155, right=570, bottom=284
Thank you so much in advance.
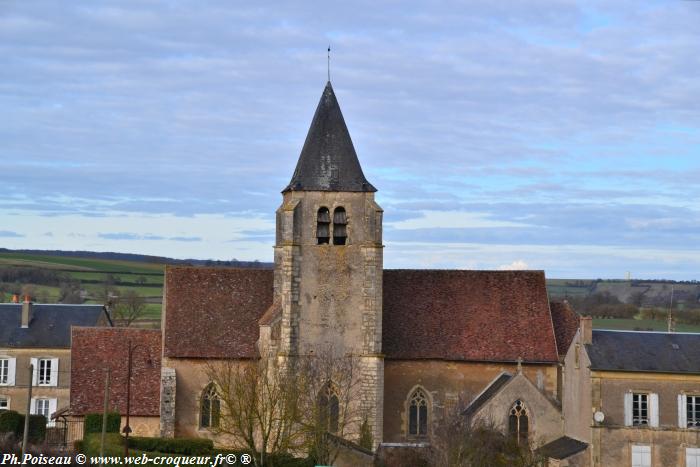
left=12, top=293, right=19, bottom=303
left=580, top=315, right=592, bottom=345
left=21, top=295, right=33, bottom=328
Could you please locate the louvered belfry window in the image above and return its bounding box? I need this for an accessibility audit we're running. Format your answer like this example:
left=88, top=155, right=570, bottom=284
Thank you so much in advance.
left=333, top=207, right=347, bottom=245
left=317, top=207, right=330, bottom=244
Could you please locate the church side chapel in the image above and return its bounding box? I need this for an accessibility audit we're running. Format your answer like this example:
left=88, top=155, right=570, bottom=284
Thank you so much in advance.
left=71, top=81, right=580, bottom=461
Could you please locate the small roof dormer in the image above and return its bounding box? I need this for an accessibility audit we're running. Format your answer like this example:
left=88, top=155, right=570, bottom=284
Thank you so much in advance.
left=283, top=81, right=376, bottom=193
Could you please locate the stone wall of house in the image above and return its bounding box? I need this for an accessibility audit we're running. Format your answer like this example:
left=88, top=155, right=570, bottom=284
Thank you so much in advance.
left=593, top=373, right=700, bottom=428
left=160, top=367, right=176, bottom=438
left=562, top=330, right=592, bottom=442
left=592, top=426, right=700, bottom=466
left=0, top=348, right=71, bottom=415
left=382, top=360, right=559, bottom=442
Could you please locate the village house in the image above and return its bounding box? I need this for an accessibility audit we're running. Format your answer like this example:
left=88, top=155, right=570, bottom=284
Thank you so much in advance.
left=562, top=318, right=700, bottom=466
left=0, top=296, right=110, bottom=423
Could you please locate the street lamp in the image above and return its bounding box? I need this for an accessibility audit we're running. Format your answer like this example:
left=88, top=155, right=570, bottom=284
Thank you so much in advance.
left=122, top=340, right=151, bottom=457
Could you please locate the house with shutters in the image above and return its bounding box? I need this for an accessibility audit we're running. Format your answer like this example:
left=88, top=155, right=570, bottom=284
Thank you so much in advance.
left=0, top=297, right=110, bottom=424
left=562, top=318, right=700, bottom=466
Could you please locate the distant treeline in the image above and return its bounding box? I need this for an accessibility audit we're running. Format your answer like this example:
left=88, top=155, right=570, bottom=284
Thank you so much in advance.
left=0, top=267, right=69, bottom=287
left=566, top=291, right=700, bottom=324
left=0, top=248, right=273, bottom=269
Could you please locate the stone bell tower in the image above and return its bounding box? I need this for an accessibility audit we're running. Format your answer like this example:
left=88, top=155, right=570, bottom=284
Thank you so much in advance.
left=268, top=81, right=384, bottom=447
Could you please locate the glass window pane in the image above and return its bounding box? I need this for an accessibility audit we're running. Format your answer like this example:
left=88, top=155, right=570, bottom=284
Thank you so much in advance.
left=419, top=405, right=427, bottom=435
left=409, top=405, right=417, bottom=435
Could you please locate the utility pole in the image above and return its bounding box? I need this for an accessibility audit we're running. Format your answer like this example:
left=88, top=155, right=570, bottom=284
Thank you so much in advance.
left=21, top=364, right=33, bottom=457
left=99, top=368, right=111, bottom=464
left=667, top=285, right=675, bottom=333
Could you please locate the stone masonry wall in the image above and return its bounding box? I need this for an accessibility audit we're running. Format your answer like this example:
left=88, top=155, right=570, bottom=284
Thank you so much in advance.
left=159, top=367, right=176, bottom=438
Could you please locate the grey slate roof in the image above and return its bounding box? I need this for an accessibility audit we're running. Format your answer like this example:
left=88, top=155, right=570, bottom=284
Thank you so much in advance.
left=463, top=372, right=512, bottom=418
left=586, top=330, right=700, bottom=374
left=283, top=81, right=376, bottom=193
left=537, top=436, right=588, bottom=460
left=0, top=303, right=108, bottom=348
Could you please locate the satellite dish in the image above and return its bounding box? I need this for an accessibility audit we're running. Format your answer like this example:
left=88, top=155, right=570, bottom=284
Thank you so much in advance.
left=594, top=411, right=605, bottom=423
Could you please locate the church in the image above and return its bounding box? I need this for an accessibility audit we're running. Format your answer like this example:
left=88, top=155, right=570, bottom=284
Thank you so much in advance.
left=70, top=80, right=581, bottom=460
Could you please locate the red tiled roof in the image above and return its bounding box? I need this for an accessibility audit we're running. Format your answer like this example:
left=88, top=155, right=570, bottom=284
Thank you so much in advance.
left=163, top=267, right=274, bottom=359
left=70, top=327, right=161, bottom=417
left=550, top=300, right=579, bottom=358
left=382, top=270, right=559, bottom=363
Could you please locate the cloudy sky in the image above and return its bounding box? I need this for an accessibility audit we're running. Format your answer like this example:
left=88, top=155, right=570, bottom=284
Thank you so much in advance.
left=1, top=0, right=699, bottom=279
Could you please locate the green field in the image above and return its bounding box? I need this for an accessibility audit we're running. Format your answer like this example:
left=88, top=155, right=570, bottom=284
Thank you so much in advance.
left=0, top=252, right=164, bottom=273
left=593, top=318, right=700, bottom=333
left=0, top=252, right=165, bottom=321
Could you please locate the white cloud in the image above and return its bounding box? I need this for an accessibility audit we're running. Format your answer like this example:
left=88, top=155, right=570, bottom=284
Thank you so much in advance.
left=388, top=211, right=530, bottom=230
left=498, top=260, right=530, bottom=270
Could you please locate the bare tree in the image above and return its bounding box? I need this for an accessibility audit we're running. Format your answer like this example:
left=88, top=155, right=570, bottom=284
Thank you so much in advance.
left=205, top=347, right=367, bottom=467
left=430, top=395, right=545, bottom=467
left=111, top=290, right=146, bottom=326
left=204, top=354, right=303, bottom=467
left=58, top=280, right=83, bottom=304
left=294, top=347, right=365, bottom=466
left=21, top=284, right=36, bottom=299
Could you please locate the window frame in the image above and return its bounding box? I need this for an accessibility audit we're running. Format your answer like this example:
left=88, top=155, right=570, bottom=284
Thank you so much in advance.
left=332, top=207, right=347, bottom=245
left=316, top=207, right=331, bottom=245
left=632, top=393, right=649, bottom=426
left=200, top=383, right=221, bottom=429
left=0, top=396, right=9, bottom=410
left=407, top=387, right=429, bottom=437
left=687, top=447, right=700, bottom=467
left=631, top=444, right=651, bottom=467
left=318, top=382, right=340, bottom=434
left=688, top=394, right=700, bottom=428
left=0, top=358, right=8, bottom=385
left=38, top=358, right=52, bottom=386
left=508, top=399, right=529, bottom=445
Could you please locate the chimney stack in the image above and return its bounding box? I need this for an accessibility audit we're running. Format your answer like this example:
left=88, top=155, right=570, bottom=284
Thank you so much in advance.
left=21, top=295, right=33, bottom=328
left=12, top=293, right=19, bottom=303
left=580, top=316, right=592, bottom=345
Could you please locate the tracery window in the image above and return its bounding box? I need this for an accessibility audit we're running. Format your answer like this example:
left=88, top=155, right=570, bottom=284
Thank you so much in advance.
left=332, top=207, right=347, bottom=245
left=317, top=207, right=330, bottom=244
left=318, top=382, right=339, bottom=433
left=408, top=388, right=429, bottom=436
left=200, top=383, right=220, bottom=429
left=508, top=400, right=529, bottom=444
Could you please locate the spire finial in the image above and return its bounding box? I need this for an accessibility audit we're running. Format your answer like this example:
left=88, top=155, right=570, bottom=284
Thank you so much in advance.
left=327, top=45, right=331, bottom=82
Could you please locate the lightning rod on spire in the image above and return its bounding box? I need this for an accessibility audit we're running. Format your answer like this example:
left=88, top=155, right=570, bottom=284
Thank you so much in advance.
left=327, top=45, right=331, bottom=82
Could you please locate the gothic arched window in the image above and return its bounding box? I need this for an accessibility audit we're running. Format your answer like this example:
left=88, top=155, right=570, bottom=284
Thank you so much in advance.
left=200, top=383, right=220, bottom=429
left=333, top=207, right=347, bottom=245
left=318, top=382, right=339, bottom=433
left=508, top=400, right=529, bottom=444
left=317, top=207, right=330, bottom=245
left=408, top=388, right=429, bottom=436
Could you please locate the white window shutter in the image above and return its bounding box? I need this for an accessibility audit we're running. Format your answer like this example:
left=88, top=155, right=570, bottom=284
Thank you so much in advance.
left=650, top=393, right=659, bottom=427
left=48, top=399, right=57, bottom=427
left=679, top=394, right=688, bottom=428
left=30, top=358, right=38, bottom=386
left=7, top=358, right=16, bottom=386
left=624, top=392, right=633, bottom=426
left=30, top=397, right=37, bottom=415
left=49, top=358, right=59, bottom=387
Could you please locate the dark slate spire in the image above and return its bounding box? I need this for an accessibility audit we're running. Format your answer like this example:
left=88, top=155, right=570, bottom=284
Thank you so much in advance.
left=283, top=82, right=376, bottom=193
